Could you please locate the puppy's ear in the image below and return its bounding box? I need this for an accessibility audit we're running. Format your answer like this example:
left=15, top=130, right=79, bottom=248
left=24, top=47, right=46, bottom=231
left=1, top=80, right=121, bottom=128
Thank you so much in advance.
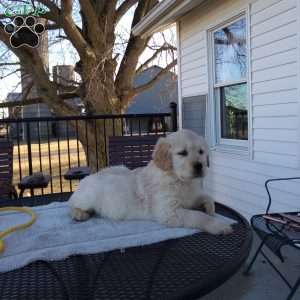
left=206, top=154, right=210, bottom=168
left=153, top=138, right=172, bottom=171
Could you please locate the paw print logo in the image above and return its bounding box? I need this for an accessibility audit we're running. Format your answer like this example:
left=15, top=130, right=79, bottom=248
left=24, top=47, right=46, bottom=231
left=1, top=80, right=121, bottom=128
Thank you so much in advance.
left=4, top=16, right=45, bottom=48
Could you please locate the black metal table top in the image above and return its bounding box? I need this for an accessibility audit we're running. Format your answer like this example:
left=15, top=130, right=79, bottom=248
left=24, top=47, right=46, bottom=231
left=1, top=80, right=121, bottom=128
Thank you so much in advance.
left=0, top=193, right=252, bottom=300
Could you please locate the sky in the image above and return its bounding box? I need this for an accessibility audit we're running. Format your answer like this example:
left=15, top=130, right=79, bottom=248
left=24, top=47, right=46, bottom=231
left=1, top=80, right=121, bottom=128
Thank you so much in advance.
left=0, top=1, right=176, bottom=102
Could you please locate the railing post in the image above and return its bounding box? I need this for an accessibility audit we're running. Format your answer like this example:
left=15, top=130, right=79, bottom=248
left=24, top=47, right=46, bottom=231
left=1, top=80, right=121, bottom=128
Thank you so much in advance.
left=26, top=123, right=33, bottom=176
left=26, top=122, right=34, bottom=196
left=170, top=102, right=178, bottom=132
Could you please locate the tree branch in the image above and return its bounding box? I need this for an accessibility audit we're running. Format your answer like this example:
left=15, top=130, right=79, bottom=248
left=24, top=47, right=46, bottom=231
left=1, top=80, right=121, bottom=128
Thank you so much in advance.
left=0, top=92, right=79, bottom=109
left=61, top=0, right=95, bottom=60
left=132, top=59, right=177, bottom=95
left=0, top=18, right=77, bottom=116
left=115, top=0, right=158, bottom=99
left=38, top=0, right=62, bottom=26
left=116, top=0, right=139, bottom=23
left=0, top=14, right=10, bottom=19
left=78, top=0, right=104, bottom=48
left=0, top=62, right=20, bottom=67
left=136, top=43, right=176, bottom=74
left=0, top=98, right=42, bottom=109
left=38, top=0, right=60, bottom=13
left=0, top=68, right=21, bottom=79
left=45, top=22, right=62, bottom=30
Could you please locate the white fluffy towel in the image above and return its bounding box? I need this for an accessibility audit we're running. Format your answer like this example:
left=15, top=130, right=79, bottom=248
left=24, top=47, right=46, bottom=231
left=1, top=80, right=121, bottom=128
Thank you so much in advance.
left=0, top=201, right=235, bottom=273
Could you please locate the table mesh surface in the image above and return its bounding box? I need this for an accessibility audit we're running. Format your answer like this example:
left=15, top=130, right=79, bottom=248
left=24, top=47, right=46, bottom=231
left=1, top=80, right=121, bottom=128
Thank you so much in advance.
left=0, top=193, right=252, bottom=300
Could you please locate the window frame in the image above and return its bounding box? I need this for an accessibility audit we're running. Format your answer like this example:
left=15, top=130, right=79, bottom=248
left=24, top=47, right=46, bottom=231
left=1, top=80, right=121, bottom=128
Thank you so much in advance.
left=209, top=13, right=249, bottom=149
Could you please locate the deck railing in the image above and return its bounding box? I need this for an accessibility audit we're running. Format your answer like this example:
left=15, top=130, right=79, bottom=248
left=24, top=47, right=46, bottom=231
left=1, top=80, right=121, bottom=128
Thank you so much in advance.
left=0, top=103, right=177, bottom=196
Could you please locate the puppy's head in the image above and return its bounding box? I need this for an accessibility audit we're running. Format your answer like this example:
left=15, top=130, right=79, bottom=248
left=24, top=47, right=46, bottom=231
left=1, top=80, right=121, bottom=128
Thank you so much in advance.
left=153, top=129, right=210, bottom=181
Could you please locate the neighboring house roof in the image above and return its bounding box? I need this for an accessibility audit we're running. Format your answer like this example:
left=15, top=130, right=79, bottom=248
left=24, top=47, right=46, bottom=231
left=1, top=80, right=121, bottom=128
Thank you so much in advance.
left=126, top=66, right=177, bottom=114
left=132, top=0, right=206, bottom=37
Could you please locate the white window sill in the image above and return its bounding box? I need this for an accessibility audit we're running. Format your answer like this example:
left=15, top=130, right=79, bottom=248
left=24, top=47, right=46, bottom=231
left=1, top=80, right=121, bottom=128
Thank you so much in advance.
left=211, top=144, right=250, bottom=158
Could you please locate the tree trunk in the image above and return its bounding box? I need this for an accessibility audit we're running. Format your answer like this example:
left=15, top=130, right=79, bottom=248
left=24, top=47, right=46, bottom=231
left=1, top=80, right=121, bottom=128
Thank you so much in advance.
left=76, top=58, right=123, bottom=172
left=76, top=120, right=107, bottom=173
left=76, top=118, right=125, bottom=173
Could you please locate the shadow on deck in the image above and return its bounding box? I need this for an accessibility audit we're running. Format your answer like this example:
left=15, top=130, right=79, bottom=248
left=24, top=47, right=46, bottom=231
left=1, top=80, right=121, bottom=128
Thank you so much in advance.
left=201, top=234, right=300, bottom=300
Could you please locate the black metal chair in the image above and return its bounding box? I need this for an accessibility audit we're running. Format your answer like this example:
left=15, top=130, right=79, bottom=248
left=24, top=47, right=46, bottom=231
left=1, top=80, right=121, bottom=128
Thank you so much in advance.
left=18, top=172, right=51, bottom=197
left=64, top=166, right=91, bottom=181
left=0, top=139, right=18, bottom=200
left=244, top=177, right=300, bottom=300
left=108, top=135, right=163, bottom=169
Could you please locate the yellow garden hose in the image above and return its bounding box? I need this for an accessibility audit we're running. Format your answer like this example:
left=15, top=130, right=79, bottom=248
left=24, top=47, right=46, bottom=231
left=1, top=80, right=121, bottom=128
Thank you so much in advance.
left=0, top=207, right=37, bottom=254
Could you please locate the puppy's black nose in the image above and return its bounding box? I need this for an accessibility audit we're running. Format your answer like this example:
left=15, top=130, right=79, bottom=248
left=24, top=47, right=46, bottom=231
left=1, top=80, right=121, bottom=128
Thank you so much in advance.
left=193, top=162, right=203, bottom=174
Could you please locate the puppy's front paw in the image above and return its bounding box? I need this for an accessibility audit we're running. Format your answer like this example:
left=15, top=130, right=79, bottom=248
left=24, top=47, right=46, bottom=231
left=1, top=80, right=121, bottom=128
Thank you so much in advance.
left=205, top=219, right=233, bottom=235
left=71, top=207, right=91, bottom=221
left=203, top=201, right=215, bottom=216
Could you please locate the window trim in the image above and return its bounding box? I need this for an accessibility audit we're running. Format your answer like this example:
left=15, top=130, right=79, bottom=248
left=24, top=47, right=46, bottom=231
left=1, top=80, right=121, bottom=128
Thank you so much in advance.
left=214, top=79, right=246, bottom=89
left=208, top=12, right=249, bottom=149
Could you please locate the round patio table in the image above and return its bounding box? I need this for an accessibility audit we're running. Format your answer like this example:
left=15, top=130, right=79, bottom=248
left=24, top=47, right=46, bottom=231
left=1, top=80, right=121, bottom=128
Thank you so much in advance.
left=0, top=193, right=252, bottom=300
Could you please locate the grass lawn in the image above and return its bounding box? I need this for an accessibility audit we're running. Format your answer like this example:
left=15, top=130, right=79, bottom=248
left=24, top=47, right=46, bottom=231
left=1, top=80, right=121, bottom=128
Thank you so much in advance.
left=12, top=139, right=88, bottom=196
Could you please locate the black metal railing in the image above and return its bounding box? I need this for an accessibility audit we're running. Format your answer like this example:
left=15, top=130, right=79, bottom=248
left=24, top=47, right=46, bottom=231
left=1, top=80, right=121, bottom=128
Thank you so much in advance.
left=0, top=103, right=177, bottom=196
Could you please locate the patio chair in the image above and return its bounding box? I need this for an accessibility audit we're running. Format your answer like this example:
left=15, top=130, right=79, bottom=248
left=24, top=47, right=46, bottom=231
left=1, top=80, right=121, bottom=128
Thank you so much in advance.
left=64, top=166, right=91, bottom=181
left=0, top=140, right=18, bottom=200
left=108, top=134, right=163, bottom=169
left=244, top=177, right=300, bottom=300
left=62, top=135, right=163, bottom=181
left=18, top=172, right=51, bottom=197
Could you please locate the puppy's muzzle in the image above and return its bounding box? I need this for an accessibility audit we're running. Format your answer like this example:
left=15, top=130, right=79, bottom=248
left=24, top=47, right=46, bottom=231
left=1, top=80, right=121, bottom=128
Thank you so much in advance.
left=193, top=162, right=203, bottom=177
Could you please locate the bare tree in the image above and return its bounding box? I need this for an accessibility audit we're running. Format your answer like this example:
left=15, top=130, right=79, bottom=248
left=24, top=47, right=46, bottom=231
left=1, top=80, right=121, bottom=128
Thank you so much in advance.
left=0, top=0, right=177, bottom=170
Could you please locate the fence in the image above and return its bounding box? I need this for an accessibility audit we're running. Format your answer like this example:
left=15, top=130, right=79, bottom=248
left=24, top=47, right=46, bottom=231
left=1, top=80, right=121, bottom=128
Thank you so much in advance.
left=0, top=103, right=177, bottom=196
left=0, top=107, right=7, bottom=119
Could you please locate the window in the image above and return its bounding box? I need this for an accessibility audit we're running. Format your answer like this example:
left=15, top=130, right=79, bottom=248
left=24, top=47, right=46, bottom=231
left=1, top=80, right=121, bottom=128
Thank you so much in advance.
left=212, top=16, right=248, bottom=145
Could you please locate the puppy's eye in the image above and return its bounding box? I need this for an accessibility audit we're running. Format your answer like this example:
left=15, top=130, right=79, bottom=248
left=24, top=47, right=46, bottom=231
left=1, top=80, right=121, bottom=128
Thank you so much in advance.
left=177, top=150, right=188, bottom=156
left=199, top=149, right=204, bottom=155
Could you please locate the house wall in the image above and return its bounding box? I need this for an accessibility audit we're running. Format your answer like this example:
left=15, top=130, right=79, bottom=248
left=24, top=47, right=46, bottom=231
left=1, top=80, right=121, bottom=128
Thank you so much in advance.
left=179, top=0, right=300, bottom=219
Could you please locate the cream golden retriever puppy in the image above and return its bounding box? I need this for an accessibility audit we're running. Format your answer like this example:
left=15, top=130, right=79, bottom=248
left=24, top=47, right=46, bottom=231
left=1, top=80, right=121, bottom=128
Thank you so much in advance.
left=68, top=129, right=232, bottom=235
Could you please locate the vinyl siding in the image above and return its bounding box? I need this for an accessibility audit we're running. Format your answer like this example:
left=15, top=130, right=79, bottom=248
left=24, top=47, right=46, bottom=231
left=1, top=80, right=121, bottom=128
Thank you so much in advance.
left=180, top=31, right=208, bottom=96
left=179, top=0, right=300, bottom=219
left=206, top=150, right=300, bottom=219
left=250, top=0, right=299, bottom=170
